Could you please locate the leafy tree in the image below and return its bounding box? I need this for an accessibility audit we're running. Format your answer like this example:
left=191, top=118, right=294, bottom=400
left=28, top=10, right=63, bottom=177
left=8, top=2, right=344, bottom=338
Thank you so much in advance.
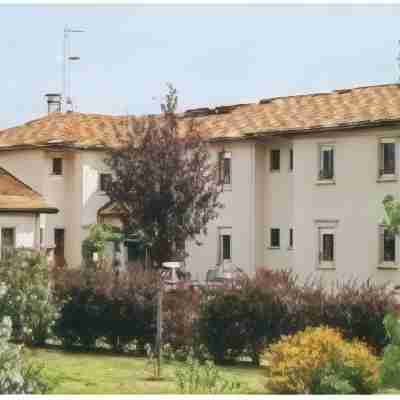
left=105, top=84, right=222, bottom=268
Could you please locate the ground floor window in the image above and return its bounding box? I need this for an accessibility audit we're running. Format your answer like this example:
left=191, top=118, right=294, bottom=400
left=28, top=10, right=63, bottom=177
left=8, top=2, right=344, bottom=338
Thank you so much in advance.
left=316, top=222, right=337, bottom=267
left=380, top=226, right=396, bottom=263
left=218, top=227, right=232, bottom=264
left=270, top=228, right=280, bottom=248
left=1, top=227, right=15, bottom=260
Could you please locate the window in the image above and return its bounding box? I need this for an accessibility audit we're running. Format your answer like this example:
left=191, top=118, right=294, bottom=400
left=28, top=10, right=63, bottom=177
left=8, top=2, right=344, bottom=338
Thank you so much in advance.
left=319, top=145, right=334, bottom=180
left=222, top=235, right=231, bottom=260
left=99, top=173, right=112, bottom=192
left=380, top=139, right=396, bottom=176
left=380, top=226, right=396, bottom=264
left=218, top=227, right=232, bottom=264
left=289, top=148, right=294, bottom=172
left=218, top=151, right=231, bottom=186
left=1, top=228, right=15, bottom=260
left=289, top=228, right=293, bottom=249
left=270, top=228, right=280, bottom=248
left=40, top=228, right=44, bottom=247
left=52, top=158, right=63, bottom=175
left=318, top=228, right=335, bottom=265
left=270, top=149, right=280, bottom=171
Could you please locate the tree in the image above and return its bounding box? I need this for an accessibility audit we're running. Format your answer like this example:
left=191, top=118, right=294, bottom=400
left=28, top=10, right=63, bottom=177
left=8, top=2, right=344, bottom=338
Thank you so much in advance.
left=105, top=84, right=222, bottom=269
left=382, top=195, right=400, bottom=235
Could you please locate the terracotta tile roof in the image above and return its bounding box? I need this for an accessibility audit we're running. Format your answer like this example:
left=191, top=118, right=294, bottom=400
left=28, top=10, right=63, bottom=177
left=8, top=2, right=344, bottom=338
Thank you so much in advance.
left=0, top=167, right=58, bottom=213
left=1, top=83, right=400, bottom=148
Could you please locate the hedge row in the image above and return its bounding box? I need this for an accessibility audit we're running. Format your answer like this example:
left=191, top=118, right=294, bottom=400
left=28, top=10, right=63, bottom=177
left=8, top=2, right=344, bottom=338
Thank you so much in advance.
left=51, top=266, right=398, bottom=364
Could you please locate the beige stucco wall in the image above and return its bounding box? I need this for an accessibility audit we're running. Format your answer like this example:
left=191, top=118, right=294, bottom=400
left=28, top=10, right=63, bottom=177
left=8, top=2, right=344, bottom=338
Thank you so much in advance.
left=292, top=127, right=400, bottom=286
left=0, top=214, right=38, bottom=254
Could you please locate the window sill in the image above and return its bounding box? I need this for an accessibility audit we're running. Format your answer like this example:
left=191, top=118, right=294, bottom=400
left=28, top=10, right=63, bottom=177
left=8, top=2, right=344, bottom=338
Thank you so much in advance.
left=270, top=169, right=280, bottom=173
left=268, top=246, right=280, bottom=250
left=316, top=265, right=336, bottom=270
left=287, top=246, right=294, bottom=251
left=222, top=184, right=232, bottom=192
left=377, top=175, right=397, bottom=183
left=316, top=179, right=335, bottom=185
left=49, top=174, right=63, bottom=177
left=378, top=263, right=399, bottom=270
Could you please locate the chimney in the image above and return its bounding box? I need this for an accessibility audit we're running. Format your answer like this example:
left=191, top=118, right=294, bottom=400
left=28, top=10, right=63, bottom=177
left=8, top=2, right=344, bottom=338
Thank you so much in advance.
left=45, top=93, right=62, bottom=113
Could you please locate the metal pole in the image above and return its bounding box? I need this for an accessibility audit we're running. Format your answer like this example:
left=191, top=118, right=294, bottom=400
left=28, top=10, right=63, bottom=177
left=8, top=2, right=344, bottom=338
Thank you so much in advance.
left=155, top=280, right=163, bottom=378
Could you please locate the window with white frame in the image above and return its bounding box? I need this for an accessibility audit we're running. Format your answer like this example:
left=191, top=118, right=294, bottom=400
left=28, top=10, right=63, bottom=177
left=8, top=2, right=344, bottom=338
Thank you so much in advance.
left=379, top=225, right=396, bottom=264
left=318, top=227, right=335, bottom=267
left=379, top=138, right=396, bottom=177
left=319, top=144, right=335, bottom=180
left=270, top=149, right=280, bottom=171
left=218, top=151, right=231, bottom=187
left=217, top=227, right=232, bottom=264
left=1, top=227, right=15, bottom=260
left=270, top=228, right=280, bottom=248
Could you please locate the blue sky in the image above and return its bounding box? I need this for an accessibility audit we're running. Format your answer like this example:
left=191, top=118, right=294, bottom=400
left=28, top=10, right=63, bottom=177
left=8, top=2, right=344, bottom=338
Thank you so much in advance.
left=1, top=5, right=400, bottom=128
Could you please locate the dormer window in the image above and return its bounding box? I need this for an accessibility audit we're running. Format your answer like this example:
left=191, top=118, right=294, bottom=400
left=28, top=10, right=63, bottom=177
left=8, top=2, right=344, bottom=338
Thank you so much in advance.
left=52, top=158, right=63, bottom=175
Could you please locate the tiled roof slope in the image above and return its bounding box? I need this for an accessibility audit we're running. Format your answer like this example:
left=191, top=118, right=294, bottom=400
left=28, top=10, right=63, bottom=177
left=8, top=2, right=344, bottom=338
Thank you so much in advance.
left=0, top=167, right=58, bottom=213
left=1, top=83, right=400, bottom=148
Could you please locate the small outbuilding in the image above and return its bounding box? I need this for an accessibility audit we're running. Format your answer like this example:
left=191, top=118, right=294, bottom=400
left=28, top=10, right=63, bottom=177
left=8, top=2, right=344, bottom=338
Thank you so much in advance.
left=0, top=167, right=58, bottom=260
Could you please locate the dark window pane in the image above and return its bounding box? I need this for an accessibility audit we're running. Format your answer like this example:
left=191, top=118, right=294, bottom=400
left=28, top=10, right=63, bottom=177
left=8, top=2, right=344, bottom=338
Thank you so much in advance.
left=322, top=233, right=334, bottom=261
left=271, top=150, right=280, bottom=171
left=289, top=228, right=293, bottom=248
left=320, top=149, right=334, bottom=179
left=271, top=228, right=280, bottom=247
left=52, top=158, right=63, bottom=175
left=100, top=173, right=112, bottom=191
left=384, top=229, right=396, bottom=262
left=223, top=158, right=231, bottom=185
left=382, top=143, right=395, bottom=175
left=222, top=235, right=231, bottom=260
left=289, top=149, right=294, bottom=171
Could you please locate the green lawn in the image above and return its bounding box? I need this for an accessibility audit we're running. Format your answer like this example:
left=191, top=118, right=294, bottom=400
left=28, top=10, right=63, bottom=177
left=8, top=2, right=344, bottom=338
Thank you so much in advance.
left=24, top=347, right=268, bottom=394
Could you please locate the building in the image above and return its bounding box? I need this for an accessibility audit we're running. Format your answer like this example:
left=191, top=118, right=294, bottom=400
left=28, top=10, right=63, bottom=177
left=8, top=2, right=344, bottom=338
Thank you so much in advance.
left=0, top=167, right=58, bottom=260
left=1, top=83, right=400, bottom=285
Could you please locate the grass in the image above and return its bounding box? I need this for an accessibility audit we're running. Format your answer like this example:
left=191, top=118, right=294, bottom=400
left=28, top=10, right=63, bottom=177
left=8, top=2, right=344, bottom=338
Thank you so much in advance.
left=23, top=347, right=268, bottom=394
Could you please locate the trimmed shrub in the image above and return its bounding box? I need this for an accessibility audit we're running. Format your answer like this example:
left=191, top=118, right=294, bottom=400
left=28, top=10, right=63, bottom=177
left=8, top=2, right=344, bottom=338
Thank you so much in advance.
left=197, top=278, right=289, bottom=365
left=52, top=265, right=158, bottom=351
left=262, top=326, right=379, bottom=394
left=0, top=250, right=57, bottom=345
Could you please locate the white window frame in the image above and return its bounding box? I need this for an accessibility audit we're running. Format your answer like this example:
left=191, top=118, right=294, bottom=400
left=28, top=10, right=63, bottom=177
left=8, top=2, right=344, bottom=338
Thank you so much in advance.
left=217, top=227, right=232, bottom=265
left=317, top=144, right=335, bottom=184
left=378, top=138, right=397, bottom=181
left=315, top=220, right=338, bottom=269
left=219, top=151, right=232, bottom=191
left=378, top=225, right=399, bottom=269
left=270, top=148, right=281, bottom=172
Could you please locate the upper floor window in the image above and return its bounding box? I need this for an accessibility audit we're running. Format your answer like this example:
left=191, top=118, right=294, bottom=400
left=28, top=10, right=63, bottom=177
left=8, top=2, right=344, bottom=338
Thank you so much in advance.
left=52, top=157, right=63, bottom=175
left=218, top=151, right=231, bottom=187
left=270, top=228, right=280, bottom=248
left=270, top=149, right=280, bottom=171
left=99, top=173, right=112, bottom=192
left=319, top=144, right=334, bottom=180
left=289, top=148, right=294, bottom=172
left=379, top=139, right=396, bottom=177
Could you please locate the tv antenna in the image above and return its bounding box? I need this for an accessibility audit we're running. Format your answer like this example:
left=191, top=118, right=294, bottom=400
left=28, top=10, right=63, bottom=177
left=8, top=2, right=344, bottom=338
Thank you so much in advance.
left=62, top=25, right=85, bottom=112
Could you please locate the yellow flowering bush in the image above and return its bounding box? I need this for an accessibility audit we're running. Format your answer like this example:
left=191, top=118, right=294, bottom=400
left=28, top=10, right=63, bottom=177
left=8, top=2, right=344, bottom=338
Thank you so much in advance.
left=262, top=326, right=379, bottom=394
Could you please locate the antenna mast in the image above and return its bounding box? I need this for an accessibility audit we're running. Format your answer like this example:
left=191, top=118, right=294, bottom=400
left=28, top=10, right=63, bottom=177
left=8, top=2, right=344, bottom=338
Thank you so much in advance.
left=62, top=25, right=85, bottom=112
